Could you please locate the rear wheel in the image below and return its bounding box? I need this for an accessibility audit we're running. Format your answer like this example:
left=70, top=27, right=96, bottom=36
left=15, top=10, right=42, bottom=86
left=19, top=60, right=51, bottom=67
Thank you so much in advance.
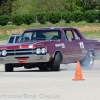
left=80, top=51, right=94, bottom=69
left=5, top=64, right=13, bottom=72
left=50, top=53, right=61, bottom=71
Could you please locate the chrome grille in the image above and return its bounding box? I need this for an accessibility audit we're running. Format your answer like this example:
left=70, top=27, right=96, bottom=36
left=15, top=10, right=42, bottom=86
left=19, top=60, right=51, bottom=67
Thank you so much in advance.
left=6, top=49, right=36, bottom=56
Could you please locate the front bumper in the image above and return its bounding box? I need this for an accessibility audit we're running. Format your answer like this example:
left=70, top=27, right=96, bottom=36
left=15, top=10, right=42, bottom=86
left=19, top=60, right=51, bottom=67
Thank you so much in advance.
left=0, top=53, right=50, bottom=64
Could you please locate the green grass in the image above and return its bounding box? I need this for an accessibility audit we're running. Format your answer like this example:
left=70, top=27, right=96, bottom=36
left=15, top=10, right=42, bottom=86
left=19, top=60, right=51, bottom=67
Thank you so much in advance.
left=82, top=32, right=100, bottom=41
left=0, top=21, right=100, bottom=41
left=68, top=21, right=100, bottom=27
left=0, top=21, right=100, bottom=31
left=0, top=35, right=9, bottom=40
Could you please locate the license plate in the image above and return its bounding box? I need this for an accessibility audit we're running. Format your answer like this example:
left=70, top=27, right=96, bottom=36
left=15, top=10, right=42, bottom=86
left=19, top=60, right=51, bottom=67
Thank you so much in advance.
left=18, top=58, right=27, bottom=63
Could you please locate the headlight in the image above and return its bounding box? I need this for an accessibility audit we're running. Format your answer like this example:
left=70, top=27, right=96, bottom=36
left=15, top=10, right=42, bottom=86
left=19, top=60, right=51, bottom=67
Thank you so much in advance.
left=2, top=50, right=7, bottom=56
left=36, top=48, right=41, bottom=54
left=41, top=48, right=46, bottom=54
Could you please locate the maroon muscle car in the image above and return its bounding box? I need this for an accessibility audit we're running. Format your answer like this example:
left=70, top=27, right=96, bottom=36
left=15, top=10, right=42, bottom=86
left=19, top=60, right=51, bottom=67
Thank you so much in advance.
left=0, top=27, right=100, bottom=72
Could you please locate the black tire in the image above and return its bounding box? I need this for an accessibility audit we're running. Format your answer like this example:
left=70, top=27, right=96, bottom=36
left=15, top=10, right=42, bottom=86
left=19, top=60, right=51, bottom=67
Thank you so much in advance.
left=24, top=67, right=32, bottom=69
left=38, top=63, right=49, bottom=71
left=24, top=65, right=32, bottom=69
left=38, top=66, right=49, bottom=71
left=50, top=53, right=61, bottom=71
left=80, top=51, right=94, bottom=69
left=5, top=64, right=13, bottom=72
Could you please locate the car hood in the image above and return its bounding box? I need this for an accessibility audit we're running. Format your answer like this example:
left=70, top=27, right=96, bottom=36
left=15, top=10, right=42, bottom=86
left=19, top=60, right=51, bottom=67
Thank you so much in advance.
left=0, top=40, right=56, bottom=50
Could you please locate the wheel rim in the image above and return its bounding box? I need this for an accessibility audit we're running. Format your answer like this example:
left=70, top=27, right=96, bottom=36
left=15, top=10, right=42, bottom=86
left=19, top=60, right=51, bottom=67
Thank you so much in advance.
left=89, top=52, right=94, bottom=65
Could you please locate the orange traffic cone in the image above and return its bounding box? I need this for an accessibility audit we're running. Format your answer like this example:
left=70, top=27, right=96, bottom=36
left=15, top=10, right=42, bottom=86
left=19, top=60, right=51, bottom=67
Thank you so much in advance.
left=72, top=61, right=84, bottom=81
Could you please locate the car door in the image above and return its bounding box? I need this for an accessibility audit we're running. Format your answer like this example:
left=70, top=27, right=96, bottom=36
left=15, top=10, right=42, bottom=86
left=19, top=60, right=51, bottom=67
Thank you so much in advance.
left=62, top=29, right=85, bottom=63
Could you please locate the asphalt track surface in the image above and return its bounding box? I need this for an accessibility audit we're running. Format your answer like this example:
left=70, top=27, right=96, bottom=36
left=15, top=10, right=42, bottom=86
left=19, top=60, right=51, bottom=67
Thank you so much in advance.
left=0, top=60, right=100, bottom=100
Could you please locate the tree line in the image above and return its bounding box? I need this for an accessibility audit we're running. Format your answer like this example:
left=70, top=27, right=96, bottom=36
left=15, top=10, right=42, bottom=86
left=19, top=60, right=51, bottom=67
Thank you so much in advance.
left=0, top=10, right=100, bottom=26
left=0, top=0, right=100, bottom=15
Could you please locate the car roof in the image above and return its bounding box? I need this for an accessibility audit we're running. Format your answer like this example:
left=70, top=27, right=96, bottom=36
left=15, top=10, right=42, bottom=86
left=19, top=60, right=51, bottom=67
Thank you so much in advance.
left=10, top=34, right=21, bottom=36
left=24, top=27, right=76, bottom=32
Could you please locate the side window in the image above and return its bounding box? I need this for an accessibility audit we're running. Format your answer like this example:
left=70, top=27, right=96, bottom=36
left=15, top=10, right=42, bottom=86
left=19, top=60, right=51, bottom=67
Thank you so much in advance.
left=9, top=36, right=14, bottom=43
left=64, top=30, right=74, bottom=40
left=44, top=31, right=61, bottom=40
left=73, top=31, right=80, bottom=40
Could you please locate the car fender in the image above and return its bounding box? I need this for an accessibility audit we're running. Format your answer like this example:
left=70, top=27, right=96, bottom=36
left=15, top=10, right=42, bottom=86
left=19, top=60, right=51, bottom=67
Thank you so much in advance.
left=83, top=49, right=95, bottom=60
left=86, top=49, right=95, bottom=57
left=53, top=50, right=63, bottom=62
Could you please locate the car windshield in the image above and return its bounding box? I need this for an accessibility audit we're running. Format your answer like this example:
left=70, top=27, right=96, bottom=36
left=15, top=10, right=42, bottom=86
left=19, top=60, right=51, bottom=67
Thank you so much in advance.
left=18, top=30, right=61, bottom=42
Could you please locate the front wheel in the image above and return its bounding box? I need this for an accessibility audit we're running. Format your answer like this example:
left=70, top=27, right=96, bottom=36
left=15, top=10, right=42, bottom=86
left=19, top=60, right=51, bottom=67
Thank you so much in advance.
left=38, top=63, right=49, bottom=71
left=38, top=66, right=49, bottom=71
left=5, top=64, right=13, bottom=72
left=80, top=51, right=94, bottom=69
left=50, top=53, right=61, bottom=71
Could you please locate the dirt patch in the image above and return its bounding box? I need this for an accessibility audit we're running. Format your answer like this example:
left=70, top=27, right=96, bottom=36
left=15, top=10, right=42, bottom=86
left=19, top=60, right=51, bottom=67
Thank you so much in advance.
left=0, top=26, right=100, bottom=35
left=74, top=26, right=100, bottom=32
left=0, top=29, right=25, bottom=35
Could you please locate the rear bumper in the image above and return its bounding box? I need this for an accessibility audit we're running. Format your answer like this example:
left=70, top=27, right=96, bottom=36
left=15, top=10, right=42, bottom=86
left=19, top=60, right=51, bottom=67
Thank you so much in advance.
left=0, top=53, right=50, bottom=64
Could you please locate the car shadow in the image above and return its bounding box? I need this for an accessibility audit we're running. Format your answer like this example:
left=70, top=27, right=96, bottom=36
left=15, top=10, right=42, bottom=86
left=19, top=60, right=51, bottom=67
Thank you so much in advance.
left=14, top=68, right=75, bottom=72
left=0, top=69, right=69, bottom=72
left=0, top=68, right=93, bottom=72
left=14, top=70, right=50, bottom=72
